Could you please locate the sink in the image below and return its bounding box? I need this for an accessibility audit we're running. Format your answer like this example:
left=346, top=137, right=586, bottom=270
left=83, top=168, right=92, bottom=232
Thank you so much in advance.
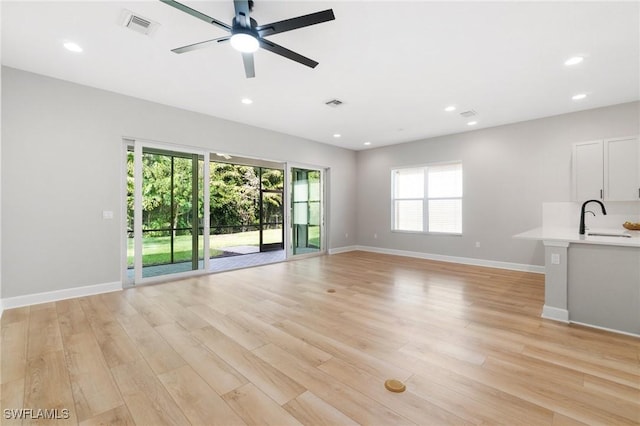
left=587, top=232, right=632, bottom=238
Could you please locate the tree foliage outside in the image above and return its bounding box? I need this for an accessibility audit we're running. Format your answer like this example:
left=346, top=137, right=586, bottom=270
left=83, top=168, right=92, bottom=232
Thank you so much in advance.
left=127, top=152, right=284, bottom=266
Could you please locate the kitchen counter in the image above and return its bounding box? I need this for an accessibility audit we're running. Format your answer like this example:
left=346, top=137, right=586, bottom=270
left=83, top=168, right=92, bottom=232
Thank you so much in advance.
left=515, top=226, right=640, bottom=336
left=515, top=226, right=640, bottom=247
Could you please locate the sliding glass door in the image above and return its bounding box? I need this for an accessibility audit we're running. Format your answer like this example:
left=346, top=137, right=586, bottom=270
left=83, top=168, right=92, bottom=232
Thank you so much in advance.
left=260, top=168, right=284, bottom=252
left=290, top=167, right=324, bottom=256
left=126, top=142, right=208, bottom=283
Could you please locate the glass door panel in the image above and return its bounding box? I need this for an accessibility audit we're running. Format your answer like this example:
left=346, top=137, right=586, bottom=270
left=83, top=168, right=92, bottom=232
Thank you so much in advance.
left=291, top=168, right=323, bottom=255
left=130, top=147, right=203, bottom=280
left=260, top=168, right=284, bottom=251
left=261, top=191, right=283, bottom=250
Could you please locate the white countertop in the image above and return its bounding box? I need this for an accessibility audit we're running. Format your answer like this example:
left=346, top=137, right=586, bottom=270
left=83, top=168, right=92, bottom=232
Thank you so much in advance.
left=514, top=227, right=640, bottom=248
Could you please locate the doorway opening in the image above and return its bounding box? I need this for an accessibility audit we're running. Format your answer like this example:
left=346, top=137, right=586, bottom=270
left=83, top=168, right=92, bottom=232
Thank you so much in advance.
left=208, top=155, right=285, bottom=270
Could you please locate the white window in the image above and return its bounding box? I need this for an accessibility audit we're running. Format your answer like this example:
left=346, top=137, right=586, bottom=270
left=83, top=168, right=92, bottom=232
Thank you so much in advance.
left=392, top=162, right=462, bottom=234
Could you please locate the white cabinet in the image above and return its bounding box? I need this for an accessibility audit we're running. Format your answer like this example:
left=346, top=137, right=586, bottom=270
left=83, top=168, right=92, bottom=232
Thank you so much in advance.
left=572, top=136, right=639, bottom=201
left=572, top=140, right=603, bottom=201
left=604, top=136, right=640, bottom=201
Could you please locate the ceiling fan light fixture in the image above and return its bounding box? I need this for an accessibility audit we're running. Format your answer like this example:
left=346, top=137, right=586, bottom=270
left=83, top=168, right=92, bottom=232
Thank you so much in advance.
left=63, top=41, right=83, bottom=53
left=230, top=32, right=259, bottom=53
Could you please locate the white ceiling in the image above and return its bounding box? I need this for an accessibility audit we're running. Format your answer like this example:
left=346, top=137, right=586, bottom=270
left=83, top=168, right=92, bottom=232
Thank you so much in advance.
left=2, top=1, right=639, bottom=150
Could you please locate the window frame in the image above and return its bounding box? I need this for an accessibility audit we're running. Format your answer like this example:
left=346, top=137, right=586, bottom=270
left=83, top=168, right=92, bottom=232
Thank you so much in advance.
left=390, top=161, right=463, bottom=235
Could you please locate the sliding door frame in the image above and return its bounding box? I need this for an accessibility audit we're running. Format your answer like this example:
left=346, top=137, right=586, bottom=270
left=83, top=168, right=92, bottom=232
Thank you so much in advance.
left=286, top=162, right=328, bottom=259
left=122, top=138, right=210, bottom=286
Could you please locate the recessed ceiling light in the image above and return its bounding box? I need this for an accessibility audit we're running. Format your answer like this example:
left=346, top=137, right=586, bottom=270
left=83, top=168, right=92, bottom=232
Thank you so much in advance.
left=572, top=93, right=587, bottom=100
left=333, top=133, right=341, bottom=138
left=444, top=105, right=456, bottom=112
left=363, top=142, right=371, bottom=146
left=564, top=56, right=584, bottom=66
left=241, top=98, right=253, bottom=105
left=63, top=41, right=83, bottom=53
left=467, top=121, right=478, bottom=126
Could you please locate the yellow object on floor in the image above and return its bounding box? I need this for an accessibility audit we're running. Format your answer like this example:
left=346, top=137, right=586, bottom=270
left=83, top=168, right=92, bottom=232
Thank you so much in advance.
left=384, top=379, right=406, bottom=393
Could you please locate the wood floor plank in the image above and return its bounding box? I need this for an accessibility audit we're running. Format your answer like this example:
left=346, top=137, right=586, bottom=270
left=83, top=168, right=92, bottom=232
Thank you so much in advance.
left=110, top=358, right=189, bottom=426
left=23, top=350, right=76, bottom=426
left=88, top=320, right=142, bottom=369
left=239, top=299, right=295, bottom=324
left=222, top=383, right=303, bottom=426
left=189, top=304, right=266, bottom=350
left=116, top=314, right=185, bottom=374
left=1, top=306, right=30, bottom=326
left=57, top=302, right=93, bottom=340
left=26, top=304, right=63, bottom=361
left=389, top=348, right=555, bottom=425
left=63, top=331, right=123, bottom=422
left=158, top=365, right=247, bottom=425
left=318, top=356, right=469, bottom=425
left=522, top=344, right=640, bottom=388
left=1, top=378, right=25, bottom=425
left=192, top=325, right=305, bottom=405
left=283, top=390, right=359, bottom=426
left=99, top=292, right=138, bottom=317
left=78, top=405, right=136, bottom=426
left=1, top=320, right=28, bottom=384
left=401, top=343, right=636, bottom=425
left=583, top=373, right=640, bottom=404
left=155, top=322, right=247, bottom=395
left=275, top=319, right=412, bottom=382
left=122, top=291, right=174, bottom=327
left=149, top=297, right=209, bottom=331
left=254, top=343, right=414, bottom=425
left=227, top=310, right=333, bottom=367
left=1, top=251, right=637, bottom=426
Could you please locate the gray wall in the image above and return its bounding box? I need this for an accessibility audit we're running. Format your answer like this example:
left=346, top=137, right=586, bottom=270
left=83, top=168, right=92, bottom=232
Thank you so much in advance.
left=1, top=67, right=357, bottom=298
left=2, top=65, right=638, bottom=301
left=356, top=101, right=640, bottom=267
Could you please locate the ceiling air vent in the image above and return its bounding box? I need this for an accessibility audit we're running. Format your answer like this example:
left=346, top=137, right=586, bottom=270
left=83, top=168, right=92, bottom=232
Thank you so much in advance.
left=325, top=99, right=344, bottom=108
left=120, top=9, right=159, bottom=36
left=459, top=110, right=477, bottom=118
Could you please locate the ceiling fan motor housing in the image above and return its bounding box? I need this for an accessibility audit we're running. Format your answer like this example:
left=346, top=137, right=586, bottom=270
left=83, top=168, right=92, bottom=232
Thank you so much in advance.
left=232, top=17, right=259, bottom=35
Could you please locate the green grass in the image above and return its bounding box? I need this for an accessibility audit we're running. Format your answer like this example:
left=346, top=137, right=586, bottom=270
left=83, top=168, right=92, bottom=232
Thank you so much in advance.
left=127, top=229, right=283, bottom=266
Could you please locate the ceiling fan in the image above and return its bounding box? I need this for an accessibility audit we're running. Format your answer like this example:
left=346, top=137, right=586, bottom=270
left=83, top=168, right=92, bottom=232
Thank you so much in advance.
left=160, top=0, right=335, bottom=78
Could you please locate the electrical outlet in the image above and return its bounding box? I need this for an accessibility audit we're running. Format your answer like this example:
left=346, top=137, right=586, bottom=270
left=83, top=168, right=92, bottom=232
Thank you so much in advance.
left=475, top=241, right=480, bottom=248
left=374, top=233, right=378, bottom=239
left=345, top=233, right=348, bottom=239
left=551, top=253, right=560, bottom=265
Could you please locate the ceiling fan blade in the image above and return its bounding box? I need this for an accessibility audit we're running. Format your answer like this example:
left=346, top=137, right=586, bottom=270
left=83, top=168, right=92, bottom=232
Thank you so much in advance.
left=242, top=53, right=256, bottom=78
left=171, top=36, right=231, bottom=54
left=233, top=0, right=252, bottom=28
left=256, top=9, right=334, bottom=37
left=259, top=39, right=318, bottom=68
left=160, top=0, right=231, bottom=32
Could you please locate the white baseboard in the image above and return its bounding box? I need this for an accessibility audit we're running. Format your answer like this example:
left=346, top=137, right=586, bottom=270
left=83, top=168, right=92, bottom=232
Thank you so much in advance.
left=0, top=281, right=122, bottom=311
left=569, top=320, right=640, bottom=339
left=350, top=245, right=545, bottom=274
left=542, top=305, right=570, bottom=322
left=328, top=246, right=359, bottom=255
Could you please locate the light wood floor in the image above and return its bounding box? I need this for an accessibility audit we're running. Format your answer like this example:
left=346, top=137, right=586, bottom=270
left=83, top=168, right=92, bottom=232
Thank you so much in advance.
left=1, top=251, right=639, bottom=425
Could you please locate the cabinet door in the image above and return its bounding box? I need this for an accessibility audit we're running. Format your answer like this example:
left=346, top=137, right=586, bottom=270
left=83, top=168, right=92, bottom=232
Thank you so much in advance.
left=572, top=140, right=603, bottom=201
left=604, top=136, right=639, bottom=201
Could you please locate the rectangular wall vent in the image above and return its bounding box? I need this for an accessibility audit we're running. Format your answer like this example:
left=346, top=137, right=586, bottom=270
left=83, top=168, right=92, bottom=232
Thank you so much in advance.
left=459, top=110, right=477, bottom=118
left=120, top=9, right=159, bottom=36
left=325, top=99, right=344, bottom=107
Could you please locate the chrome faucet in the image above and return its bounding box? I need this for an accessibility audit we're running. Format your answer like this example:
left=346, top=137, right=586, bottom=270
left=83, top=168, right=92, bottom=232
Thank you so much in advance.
left=579, top=199, right=607, bottom=235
